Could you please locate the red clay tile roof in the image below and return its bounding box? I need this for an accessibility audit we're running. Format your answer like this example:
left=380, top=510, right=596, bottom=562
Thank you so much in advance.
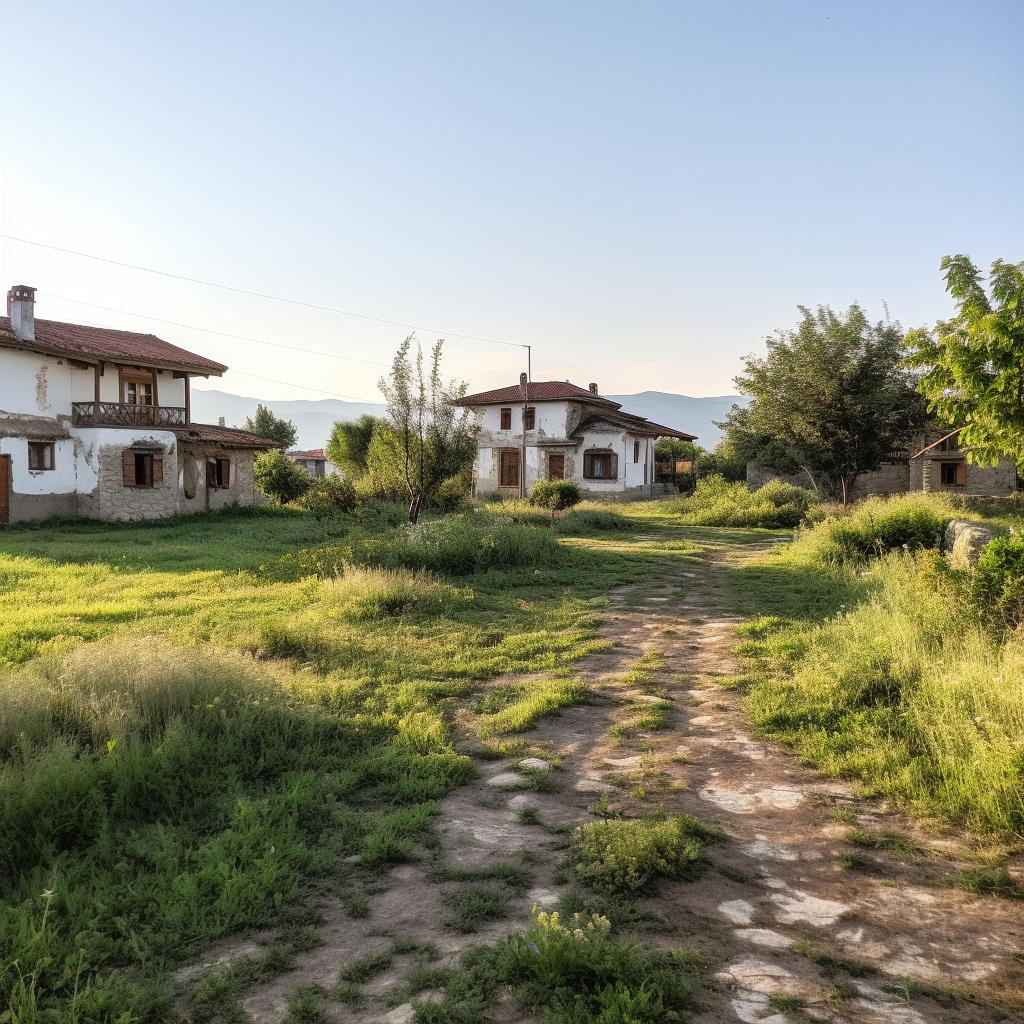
left=0, top=316, right=227, bottom=375
left=572, top=410, right=697, bottom=441
left=287, top=449, right=326, bottom=460
left=177, top=423, right=282, bottom=448
left=458, top=381, right=622, bottom=406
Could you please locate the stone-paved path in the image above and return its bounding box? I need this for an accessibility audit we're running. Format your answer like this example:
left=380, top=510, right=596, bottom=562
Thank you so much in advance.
left=228, top=533, right=1022, bottom=1023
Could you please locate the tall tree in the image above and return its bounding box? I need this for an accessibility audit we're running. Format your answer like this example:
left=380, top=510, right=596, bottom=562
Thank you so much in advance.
left=904, top=255, right=1024, bottom=467
left=325, top=414, right=385, bottom=479
left=244, top=404, right=298, bottom=449
left=721, top=304, right=927, bottom=502
left=378, top=335, right=475, bottom=522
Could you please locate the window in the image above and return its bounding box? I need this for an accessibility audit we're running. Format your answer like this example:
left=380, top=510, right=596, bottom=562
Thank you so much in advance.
left=121, top=374, right=154, bottom=406
left=633, top=440, right=640, bottom=463
left=207, top=458, right=231, bottom=489
left=28, top=442, right=55, bottom=471
left=500, top=408, right=512, bottom=430
left=499, top=451, right=520, bottom=487
left=122, top=449, right=163, bottom=487
left=548, top=454, right=565, bottom=480
left=940, top=462, right=966, bottom=486
left=938, top=433, right=960, bottom=453
left=523, top=407, right=535, bottom=430
left=583, top=451, right=618, bottom=480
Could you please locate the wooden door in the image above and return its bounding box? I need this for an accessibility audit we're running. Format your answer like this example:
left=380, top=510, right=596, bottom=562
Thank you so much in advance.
left=0, top=455, right=10, bottom=523
left=499, top=451, right=520, bottom=487
left=548, top=454, right=565, bottom=480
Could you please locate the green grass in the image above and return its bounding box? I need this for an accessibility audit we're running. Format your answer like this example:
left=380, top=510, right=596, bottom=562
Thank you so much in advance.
left=476, top=678, right=589, bottom=737
left=0, top=503, right=698, bottom=1021
left=728, top=493, right=1024, bottom=837
left=442, top=886, right=510, bottom=932
left=942, top=866, right=1024, bottom=899
left=412, top=906, right=703, bottom=1024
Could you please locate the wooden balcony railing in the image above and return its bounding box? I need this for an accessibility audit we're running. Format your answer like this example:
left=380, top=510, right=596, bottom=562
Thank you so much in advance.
left=72, top=402, right=187, bottom=428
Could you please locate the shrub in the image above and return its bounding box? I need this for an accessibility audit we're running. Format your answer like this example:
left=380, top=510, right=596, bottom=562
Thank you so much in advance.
left=296, top=475, right=357, bottom=519
left=429, top=473, right=471, bottom=513
left=972, top=536, right=1024, bottom=628
left=671, top=476, right=816, bottom=529
left=572, top=815, right=719, bottom=894
left=530, top=480, right=582, bottom=511
left=787, top=493, right=953, bottom=565
left=254, top=450, right=311, bottom=504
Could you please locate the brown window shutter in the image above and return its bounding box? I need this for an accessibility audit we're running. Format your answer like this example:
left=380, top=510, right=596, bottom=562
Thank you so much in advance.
left=955, top=462, right=967, bottom=485
left=123, top=450, right=136, bottom=486
left=152, top=454, right=164, bottom=484
left=609, top=453, right=618, bottom=479
left=207, top=461, right=218, bottom=488
left=222, top=459, right=230, bottom=488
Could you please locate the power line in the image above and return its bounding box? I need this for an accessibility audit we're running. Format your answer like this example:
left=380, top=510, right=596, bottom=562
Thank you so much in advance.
left=40, top=292, right=509, bottom=387
left=5, top=233, right=736, bottom=432
left=2, top=233, right=525, bottom=349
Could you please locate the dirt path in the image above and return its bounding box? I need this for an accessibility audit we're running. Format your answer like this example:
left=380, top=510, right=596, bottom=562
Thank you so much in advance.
left=232, top=534, right=1023, bottom=1024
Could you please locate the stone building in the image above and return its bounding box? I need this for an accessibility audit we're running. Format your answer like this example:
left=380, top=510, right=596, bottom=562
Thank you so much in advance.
left=459, top=375, right=696, bottom=499
left=0, top=285, right=279, bottom=522
left=746, top=429, right=1018, bottom=498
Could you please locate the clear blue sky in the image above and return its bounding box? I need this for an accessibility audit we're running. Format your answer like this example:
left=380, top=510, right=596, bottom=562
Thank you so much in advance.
left=1, top=0, right=1021, bottom=405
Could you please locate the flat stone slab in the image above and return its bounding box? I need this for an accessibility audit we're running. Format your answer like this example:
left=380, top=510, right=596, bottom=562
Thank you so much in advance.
left=517, top=757, right=549, bottom=770
left=486, top=772, right=524, bottom=787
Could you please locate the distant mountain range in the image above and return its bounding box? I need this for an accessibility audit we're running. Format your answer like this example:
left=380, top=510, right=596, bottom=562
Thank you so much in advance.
left=190, top=389, right=745, bottom=452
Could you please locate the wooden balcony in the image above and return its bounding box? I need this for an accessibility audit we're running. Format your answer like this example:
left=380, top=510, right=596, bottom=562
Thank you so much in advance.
left=72, top=402, right=187, bottom=428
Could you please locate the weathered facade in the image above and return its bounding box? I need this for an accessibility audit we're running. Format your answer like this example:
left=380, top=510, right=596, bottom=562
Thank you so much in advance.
left=460, top=376, right=696, bottom=499
left=0, top=286, right=278, bottom=523
left=287, top=449, right=335, bottom=478
left=746, top=430, right=1018, bottom=499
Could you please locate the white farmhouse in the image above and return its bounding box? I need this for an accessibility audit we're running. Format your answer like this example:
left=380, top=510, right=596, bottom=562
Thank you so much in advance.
left=0, top=285, right=279, bottom=523
left=460, top=375, right=696, bottom=499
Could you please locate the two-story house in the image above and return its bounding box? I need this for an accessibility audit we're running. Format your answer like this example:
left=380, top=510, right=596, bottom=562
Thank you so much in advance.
left=460, top=375, right=696, bottom=499
left=0, top=285, right=279, bottom=522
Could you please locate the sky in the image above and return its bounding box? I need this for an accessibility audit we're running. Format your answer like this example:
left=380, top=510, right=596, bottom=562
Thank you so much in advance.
left=1, top=0, right=1021, bottom=408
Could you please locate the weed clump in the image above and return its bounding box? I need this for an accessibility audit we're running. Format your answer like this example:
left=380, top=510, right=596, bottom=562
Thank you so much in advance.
left=572, top=815, right=720, bottom=895
left=670, top=477, right=816, bottom=529
left=415, top=906, right=700, bottom=1023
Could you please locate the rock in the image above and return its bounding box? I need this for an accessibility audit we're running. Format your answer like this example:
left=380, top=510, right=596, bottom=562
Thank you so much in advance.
left=517, top=757, right=549, bottom=770
left=382, top=1004, right=416, bottom=1024
left=343, top=854, right=364, bottom=865
left=944, top=519, right=992, bottom=568
left=486, top=772, right=523, bottom=787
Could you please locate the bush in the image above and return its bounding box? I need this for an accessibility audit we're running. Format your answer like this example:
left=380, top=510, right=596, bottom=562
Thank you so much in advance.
left=972, top=536, right=1024, bottom=628
left=296, top=475, right=357, bottom=520
left=670, top=477, right=816, bottom=529
left=530, top=480, right=582, bottom=511
left=254, top=450, right=311, bottom=505
left=555, top=507, right=630, bottom=535
left=429, top=473, right=471, bottom=513
left=788, top=493, right=953, bottom=565
left=320, top=566, right=472, bottom=620
left=572, top=815, right=720, bottom=894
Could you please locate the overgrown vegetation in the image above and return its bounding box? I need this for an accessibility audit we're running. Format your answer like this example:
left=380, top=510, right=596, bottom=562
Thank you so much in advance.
left=729, top=492, right=1024, bottom=836
left=668, top=477, right=817, bottom=529
left=0, top=500, right=692, bottom=1019
left=413, top=906, right=703, bottom=1023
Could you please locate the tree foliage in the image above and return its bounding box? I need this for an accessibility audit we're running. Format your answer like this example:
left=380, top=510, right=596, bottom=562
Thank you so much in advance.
left=378, top=336, right=476, bottom=522
left=720, top=304, right=927, bottom=502
left=244, top=404, right=298, bottom=449
left=325, top=414, right=385, bottom=479
left=253, top=450, right=310, bottom=504
left=904, top=255, right=1024, bottom=467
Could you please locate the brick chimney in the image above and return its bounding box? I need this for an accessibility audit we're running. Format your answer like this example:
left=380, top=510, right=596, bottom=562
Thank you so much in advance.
left=589, top=382, right=598, bottom=395
left=7, top=285, right=36, bottom=342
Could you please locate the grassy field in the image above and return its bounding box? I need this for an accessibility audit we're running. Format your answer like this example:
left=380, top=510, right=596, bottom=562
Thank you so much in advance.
left=726, top=493, right=1024, bottom=838
left=0, top=501, right=701, bottom=1023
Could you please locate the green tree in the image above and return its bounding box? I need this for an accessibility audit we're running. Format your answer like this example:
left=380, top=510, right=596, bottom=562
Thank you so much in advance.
left=378, top=335, right=475, bottom=522
left=244, top=404, right=299, bottom=448
left=253, top=450, right=310, bottom=504
left=325, top=414, right=384, bottom=478
left=720, top=304, right=927, bottom=502
left=904, top=255, right=1024, bottom=467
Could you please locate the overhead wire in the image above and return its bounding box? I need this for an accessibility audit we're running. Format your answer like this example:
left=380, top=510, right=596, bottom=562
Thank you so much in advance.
left=4, top=233, right=738, bottom=430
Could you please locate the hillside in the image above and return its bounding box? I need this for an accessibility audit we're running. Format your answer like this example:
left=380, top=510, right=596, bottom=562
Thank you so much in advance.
left=190, top=388, right=745, bottom=451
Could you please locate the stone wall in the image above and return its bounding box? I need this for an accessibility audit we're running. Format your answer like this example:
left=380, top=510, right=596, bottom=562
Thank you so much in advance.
left=178, top=443, right=258, bottom=513
left=94, top=439, right=179, bottom=520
